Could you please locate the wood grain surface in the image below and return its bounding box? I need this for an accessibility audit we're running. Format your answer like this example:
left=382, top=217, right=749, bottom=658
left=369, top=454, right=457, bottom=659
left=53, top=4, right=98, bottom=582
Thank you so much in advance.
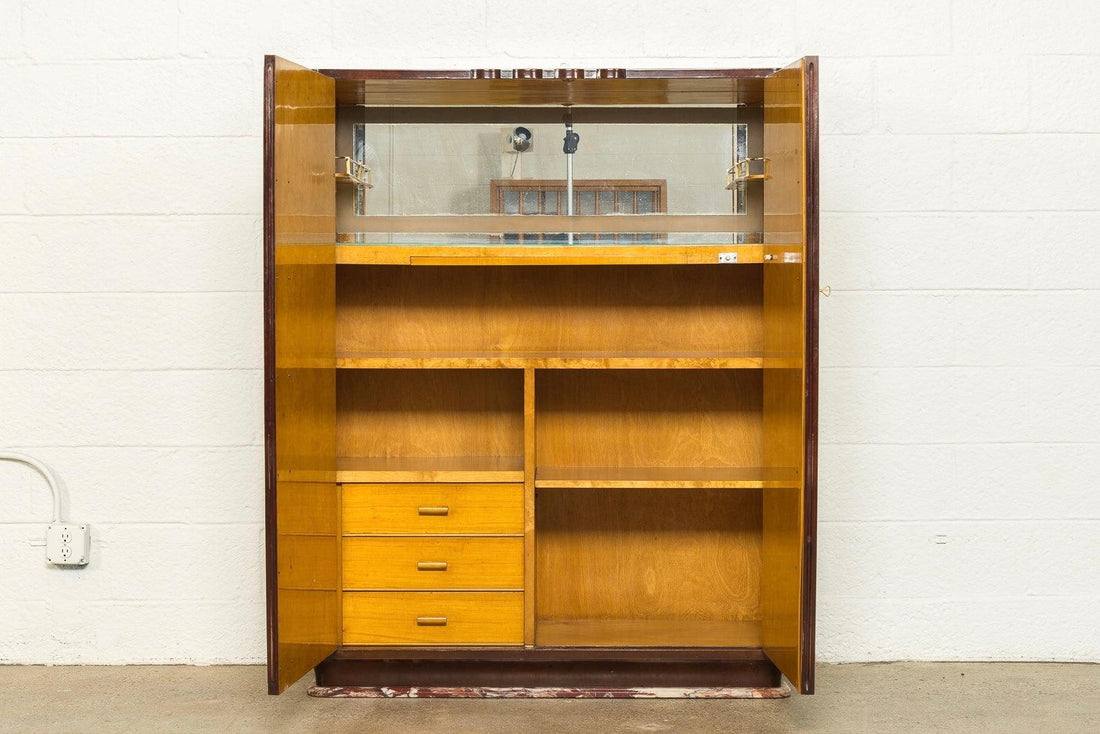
left=336, top=369, right=524, bottom=462
left=343, top=537, right=523, bottom=590
left=343, top=592, right=523, bottom=645
left=342, top=483, right=523, bottom=534
left=337, top=265, right=762, bottom=358
left=265, top=54, right=338, bottom=695
left=535, top=370, right=763, bottom=470
left=535, top=488, right=762, bottom=641
left=761, top=58, right=809, bottom=692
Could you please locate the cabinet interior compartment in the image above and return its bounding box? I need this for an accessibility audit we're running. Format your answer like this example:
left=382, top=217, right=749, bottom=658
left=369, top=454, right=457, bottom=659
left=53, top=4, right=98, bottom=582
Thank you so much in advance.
left=535, top=488, right=762, bottom=647
left=335, top=368, right=524, bottom=482
left=535, top=369, right=763, bottom=479
left=534, top=368, right=764, bottom=647
left=336, top=264, right=763, bottom=361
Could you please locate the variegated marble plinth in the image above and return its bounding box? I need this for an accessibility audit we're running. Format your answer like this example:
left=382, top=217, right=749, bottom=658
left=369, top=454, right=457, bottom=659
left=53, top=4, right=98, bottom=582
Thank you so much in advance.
left=308, top=684, right=790, bottom=699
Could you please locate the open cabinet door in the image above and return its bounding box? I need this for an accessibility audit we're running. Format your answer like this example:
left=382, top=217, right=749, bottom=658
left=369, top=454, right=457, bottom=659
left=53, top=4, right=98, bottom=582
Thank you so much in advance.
left=264, top=56, right=338, bottom=694
left=761, top=57, right=819, bottom=694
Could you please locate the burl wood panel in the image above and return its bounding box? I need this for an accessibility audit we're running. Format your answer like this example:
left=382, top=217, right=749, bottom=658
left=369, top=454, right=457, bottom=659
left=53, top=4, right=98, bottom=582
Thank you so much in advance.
left=762, top=62, right=805, bottom=248
left=337, top=266, right=763, bottom=357
left=536, top=370, right=762, bottom=470
left=265, top=55, right=338, bottom=694
left=536, top=488, right=762, bottom=646
left=273, top=64, right=335, bottom=245
left=761, top=58, right=809, bottom=693
left=328, top=73, right=768, bottom=107
left=336, top=369, right=524, bottom=461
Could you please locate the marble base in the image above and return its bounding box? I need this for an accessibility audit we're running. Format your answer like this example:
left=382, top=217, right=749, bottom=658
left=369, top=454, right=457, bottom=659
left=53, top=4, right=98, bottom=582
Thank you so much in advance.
left=308, top=684, right=790, bottom=699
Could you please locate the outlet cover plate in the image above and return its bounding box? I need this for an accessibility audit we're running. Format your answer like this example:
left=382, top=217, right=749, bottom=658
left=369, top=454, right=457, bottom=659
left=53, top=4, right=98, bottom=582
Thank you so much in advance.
left=46, top=523, right=91, bottom=566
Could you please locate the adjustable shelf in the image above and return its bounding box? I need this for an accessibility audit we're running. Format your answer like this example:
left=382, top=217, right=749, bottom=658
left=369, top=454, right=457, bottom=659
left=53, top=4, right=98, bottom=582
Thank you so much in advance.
left=334, top=244, right=766, bottom=266
left=334, top=456, right=524, bottom=484
left=535, top=619, right=763, bottom=648
left=335, top=351, right=775, bottom=370
left=534, top=466, right=799, bottom=489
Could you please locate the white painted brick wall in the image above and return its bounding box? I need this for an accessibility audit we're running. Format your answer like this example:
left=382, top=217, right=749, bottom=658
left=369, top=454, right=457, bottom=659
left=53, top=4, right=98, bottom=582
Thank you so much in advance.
left=1, top=0, right=1097, bottom=665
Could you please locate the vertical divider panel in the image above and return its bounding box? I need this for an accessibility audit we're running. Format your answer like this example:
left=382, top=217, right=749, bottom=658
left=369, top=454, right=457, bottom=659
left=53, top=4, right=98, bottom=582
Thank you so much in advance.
left=523, top=367, right=537, bottom=646
left=265, top=56, right=338, bottom=694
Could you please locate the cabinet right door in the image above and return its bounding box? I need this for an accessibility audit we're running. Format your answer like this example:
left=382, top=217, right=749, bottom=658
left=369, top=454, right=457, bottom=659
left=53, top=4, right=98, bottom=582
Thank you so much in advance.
left=761, top=56, right=819, bottom=695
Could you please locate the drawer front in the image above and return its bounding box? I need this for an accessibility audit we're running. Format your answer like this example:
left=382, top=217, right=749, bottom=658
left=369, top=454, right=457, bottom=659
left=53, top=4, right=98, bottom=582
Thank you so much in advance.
left=343, top=537, right=523, bottom=590
left=343, top=591, right=523, bottom=645
left=343, top=483, right=523, bottom=535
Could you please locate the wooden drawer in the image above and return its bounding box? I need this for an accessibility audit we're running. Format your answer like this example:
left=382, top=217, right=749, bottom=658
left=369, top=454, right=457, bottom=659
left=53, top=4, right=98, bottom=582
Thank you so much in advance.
left=343, top=591, right=523, bottom=645
left=343, top=537, right=523, bottom=590
left=342, top=483, right=523, bottom=535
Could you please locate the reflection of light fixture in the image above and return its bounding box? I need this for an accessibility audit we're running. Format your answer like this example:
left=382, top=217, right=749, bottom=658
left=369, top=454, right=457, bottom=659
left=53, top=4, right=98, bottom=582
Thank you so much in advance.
left=508, top=126, right=533, bottom=152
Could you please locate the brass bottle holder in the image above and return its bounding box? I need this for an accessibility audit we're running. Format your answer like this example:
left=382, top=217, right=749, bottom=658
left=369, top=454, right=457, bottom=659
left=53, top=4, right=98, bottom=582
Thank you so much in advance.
left=726, top=157, right=771, bottom=189
left=335, top=156, right=374, bottom=188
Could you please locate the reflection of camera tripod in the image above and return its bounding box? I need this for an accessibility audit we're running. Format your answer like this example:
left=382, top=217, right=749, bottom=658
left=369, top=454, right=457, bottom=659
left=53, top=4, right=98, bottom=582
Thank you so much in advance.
left=563, top=112, right=580, bottom=244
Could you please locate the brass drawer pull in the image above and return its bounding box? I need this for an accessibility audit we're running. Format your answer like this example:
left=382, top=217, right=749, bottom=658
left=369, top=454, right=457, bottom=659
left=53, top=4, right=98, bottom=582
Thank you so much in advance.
left=417, top=506, right=450, bottom=516
left=416, top=561, right=448, bottom=571
left=416, top=616, right=448, bottom=626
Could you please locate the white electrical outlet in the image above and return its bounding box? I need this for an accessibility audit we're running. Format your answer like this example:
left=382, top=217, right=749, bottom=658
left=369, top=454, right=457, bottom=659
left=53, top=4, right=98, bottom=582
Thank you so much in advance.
left=46, top=523, right=90, bottom=567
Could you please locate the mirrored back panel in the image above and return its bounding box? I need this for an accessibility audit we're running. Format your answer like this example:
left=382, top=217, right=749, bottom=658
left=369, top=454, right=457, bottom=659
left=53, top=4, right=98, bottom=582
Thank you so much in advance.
left=335, top=106, right=764, bottom=245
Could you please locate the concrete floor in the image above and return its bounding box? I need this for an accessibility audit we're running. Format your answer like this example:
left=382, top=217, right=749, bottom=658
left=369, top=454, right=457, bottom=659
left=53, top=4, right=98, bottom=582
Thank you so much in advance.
left=0, top=663, right=1095, bottom=733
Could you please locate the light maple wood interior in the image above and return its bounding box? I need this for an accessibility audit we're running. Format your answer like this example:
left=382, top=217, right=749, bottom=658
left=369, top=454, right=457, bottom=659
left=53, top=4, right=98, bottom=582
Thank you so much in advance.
left=536, top=488, right=762, bottom=647
left=336, top=369, right=524, bottom=471
left=269, top=56, right=338, bottom=694
left=536, top=369, right=762, bottom=471
left=336, top=265, right=763, bottom=359
left=333, top=264, right=772, bottom=648
left=761, top=59, right=810, bottom=689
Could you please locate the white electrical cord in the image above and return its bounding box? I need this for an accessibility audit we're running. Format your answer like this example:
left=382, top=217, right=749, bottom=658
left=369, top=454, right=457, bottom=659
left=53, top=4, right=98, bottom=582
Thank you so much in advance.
left=0, top=452, right=63, bottom=523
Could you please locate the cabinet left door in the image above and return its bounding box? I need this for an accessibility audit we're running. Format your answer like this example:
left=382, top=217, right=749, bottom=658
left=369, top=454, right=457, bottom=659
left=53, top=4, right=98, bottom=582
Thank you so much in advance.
left=263, top=56, right=338, bottom=694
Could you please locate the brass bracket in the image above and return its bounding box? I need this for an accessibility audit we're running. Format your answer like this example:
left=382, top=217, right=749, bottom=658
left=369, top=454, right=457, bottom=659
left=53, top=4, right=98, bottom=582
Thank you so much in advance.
left=336, top=156, right=374, bottom=188
left=726, top=157, right=771, bottom=189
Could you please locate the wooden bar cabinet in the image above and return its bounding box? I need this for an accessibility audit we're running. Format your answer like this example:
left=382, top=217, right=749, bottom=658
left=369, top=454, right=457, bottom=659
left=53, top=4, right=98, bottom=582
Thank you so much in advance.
left=264, top=56, right=819, bottom=695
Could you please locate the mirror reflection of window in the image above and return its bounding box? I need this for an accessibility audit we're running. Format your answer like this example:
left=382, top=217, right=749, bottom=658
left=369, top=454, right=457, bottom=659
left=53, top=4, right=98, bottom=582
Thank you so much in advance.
left=542, top=190, right=558, bottom=214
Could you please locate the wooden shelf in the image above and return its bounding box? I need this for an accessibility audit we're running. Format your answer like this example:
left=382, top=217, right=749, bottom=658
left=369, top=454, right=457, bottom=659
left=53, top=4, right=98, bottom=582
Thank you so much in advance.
left=535, top=466, right=799, bottom=489
left=335, top=351, right=786, bottom=370
left=535, top=619, right=762, bottom=648
left=334, top=244, right=766, bottom=266
left=336, top=456, right=524, bottom=483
